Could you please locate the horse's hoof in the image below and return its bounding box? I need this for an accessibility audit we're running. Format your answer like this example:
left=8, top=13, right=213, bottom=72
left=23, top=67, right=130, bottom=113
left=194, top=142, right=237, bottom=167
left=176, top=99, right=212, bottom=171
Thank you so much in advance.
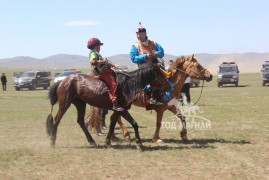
left=111, top=136, right=120, bottom=142
left=152, top=138, right=162, bottom=143
left=89, top=142, right=98, bottom=147
left=181, top=138, right=189, bottom=144
left=96, top=132, right=105, bottom=136
left=124, top=135, right=131, bottom=142
left=136, top=144, right=143, bottom=151
left=50, top=142, right=55, bottom=148
left=156, top=139, right=164, bottom=143
left=106, top=145, right=113, bottom=149
left=181, top=134, right=188, bottom=142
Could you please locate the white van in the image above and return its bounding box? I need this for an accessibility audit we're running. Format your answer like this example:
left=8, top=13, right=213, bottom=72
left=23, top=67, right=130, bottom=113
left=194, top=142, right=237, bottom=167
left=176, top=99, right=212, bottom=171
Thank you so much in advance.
left=53, top=69, right=82, bottom=83
left=261, top=61, right=269, bottom=86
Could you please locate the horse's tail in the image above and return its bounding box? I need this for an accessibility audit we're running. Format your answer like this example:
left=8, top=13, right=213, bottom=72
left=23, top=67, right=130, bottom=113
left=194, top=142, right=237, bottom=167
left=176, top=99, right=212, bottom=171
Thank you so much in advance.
left=48, top=81, right=61, bottom=106
left=46, top=113, right=54, bottom=137
left=46, top=81, right=60, bottom=137
left=85, top=106, right=102, bottom=133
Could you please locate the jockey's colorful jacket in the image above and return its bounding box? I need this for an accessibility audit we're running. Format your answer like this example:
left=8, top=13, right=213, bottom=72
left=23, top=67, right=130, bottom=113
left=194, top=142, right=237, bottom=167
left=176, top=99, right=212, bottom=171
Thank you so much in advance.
left=130, top=39, right=164, bottom=64
left=89, top=50, right=107, bottom=72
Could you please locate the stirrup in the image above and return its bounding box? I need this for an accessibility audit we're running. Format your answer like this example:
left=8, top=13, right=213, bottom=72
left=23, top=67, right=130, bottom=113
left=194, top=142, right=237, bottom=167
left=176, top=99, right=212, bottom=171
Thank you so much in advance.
left=155, top=101, right=163, bottom=105
left=113, top=106, right=124, bottom=111
left=149, top=98, right=163, bottom=105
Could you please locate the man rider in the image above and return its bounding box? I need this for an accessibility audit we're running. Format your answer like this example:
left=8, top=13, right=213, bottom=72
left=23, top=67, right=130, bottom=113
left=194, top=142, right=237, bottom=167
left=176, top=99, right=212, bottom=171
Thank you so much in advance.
left=130, top=22, right=164, bottom=105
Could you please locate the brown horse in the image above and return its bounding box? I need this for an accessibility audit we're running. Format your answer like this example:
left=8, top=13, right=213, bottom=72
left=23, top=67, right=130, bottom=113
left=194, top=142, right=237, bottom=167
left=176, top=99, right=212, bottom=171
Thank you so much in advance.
left=88, top=55, right=213, bottom=142
left=46, top=64, right=171, bottom=150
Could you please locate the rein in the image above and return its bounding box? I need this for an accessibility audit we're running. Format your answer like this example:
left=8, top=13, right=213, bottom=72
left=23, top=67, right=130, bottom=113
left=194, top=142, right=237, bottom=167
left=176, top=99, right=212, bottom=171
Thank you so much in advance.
left=193, top=80, right=204, bottom=105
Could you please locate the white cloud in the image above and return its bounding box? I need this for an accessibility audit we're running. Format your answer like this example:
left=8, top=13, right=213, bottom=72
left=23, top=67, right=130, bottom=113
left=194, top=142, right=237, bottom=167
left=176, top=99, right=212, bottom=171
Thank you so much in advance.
left=65, top=20, right=101, bottom=27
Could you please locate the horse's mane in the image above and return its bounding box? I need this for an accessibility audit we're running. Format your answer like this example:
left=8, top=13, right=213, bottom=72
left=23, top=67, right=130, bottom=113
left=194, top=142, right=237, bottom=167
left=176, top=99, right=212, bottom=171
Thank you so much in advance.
left=172, top=56, right=186, bottom=69
left=116, top=65, right=156, bottom=101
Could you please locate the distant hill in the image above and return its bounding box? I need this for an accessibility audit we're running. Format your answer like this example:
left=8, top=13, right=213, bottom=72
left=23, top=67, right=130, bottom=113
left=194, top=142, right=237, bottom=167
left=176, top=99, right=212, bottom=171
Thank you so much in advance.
left=1, top=52, right=269, bottom=73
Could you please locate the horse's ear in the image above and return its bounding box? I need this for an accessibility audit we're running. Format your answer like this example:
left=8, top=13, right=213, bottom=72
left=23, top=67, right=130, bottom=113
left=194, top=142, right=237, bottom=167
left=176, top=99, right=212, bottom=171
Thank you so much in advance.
left=187, top=54, right=195, bottom=62
left=190, top=54, right=195, bottom=60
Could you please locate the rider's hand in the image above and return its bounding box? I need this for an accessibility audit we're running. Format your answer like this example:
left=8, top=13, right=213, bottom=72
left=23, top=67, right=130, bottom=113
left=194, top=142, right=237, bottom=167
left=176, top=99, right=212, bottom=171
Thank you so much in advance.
left=153, top=53, right=159, bottom=58
left=102, top=58, right=108, bottom=64
left=146, top=54, right=153, bottom=60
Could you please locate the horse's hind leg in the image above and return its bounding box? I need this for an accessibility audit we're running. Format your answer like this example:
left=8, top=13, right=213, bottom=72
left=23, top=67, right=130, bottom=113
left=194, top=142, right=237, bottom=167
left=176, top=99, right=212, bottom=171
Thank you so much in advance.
left=117, top=116, right=131, bottom=140
left=51, top=108, right=68, bottom=147
left=73, top=100, right=96, bottom=146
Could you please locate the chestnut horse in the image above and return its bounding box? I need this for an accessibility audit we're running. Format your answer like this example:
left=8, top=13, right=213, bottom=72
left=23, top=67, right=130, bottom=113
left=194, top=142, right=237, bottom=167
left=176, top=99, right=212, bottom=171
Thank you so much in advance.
left=88, top=55, right=213, bottom=142
left=46, top=64, right=171, bottom=150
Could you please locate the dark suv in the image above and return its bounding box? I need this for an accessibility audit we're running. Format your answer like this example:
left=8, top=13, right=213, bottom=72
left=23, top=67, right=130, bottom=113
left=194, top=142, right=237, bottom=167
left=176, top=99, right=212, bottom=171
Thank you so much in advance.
left=217, top=62, right=239, bottom=87
left=13, top=71, right=51, bottom=90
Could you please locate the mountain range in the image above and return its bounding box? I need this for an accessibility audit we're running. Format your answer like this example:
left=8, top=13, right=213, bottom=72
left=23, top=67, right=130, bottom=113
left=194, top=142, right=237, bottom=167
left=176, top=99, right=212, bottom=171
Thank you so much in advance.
left=1, top=52, right=269, bottom=74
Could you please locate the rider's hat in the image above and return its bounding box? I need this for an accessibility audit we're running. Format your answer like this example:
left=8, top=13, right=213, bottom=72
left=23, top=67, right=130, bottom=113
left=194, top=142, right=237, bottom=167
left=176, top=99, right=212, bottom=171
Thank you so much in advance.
left=136, top=22, right=146, bottom=33
left=87, top=38, right=103, bottom=49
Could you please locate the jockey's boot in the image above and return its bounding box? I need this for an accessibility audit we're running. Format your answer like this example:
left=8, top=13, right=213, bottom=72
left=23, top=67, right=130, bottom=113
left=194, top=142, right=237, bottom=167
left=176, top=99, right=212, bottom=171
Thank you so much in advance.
left=112, top=99, right=124, bottom=112
left=149, top=97, right=163, bottom=105
left=149, top=90, right=163, bottom=105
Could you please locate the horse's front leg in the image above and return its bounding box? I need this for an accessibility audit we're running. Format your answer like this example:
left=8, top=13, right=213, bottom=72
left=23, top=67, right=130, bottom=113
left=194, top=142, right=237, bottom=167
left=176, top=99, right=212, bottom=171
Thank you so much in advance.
left=153, top=110, right=164, bottom=143
left=178, top=113, right=188, bottom=141
left=168, top=105, right=188, bottom=142
left=121, top=110, right=143, bottom=150
left=105, top=111, right=120, bottom=148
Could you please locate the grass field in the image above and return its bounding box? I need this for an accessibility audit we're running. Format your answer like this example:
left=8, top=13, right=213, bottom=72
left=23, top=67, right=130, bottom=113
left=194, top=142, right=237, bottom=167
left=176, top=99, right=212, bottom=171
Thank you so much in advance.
left=0, top=70, right=268, bottom=179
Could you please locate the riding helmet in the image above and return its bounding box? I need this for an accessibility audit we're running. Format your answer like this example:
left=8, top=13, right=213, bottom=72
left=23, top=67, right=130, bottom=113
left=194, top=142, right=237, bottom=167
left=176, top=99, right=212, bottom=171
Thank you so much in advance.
left=87, top=38, right=103, bottom=49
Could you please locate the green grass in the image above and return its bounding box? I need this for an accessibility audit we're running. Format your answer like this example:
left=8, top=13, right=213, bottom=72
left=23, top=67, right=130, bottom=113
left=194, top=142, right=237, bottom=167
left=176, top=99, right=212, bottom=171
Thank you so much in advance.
left=0, top=70, right=268, bottom=179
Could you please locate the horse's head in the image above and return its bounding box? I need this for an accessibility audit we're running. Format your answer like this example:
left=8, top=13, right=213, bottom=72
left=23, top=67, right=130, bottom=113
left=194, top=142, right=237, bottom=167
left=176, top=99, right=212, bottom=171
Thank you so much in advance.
left=171, top=55, right=213, bottom=82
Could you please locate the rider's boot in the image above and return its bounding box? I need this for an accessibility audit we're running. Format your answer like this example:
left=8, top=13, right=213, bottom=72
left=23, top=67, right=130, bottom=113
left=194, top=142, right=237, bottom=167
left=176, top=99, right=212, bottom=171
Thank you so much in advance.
left=112, top=99, right=124, bottom=111
left=149, top=90, right=163, bottom=105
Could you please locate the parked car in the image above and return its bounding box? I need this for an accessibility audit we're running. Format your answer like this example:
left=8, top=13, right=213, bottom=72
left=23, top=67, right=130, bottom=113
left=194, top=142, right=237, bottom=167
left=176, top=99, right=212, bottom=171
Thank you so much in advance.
left=115, top=66, right=129, bottom=72
left=261, top=60, right=269, bottom=86
left=52, top=72, right=61, bottom=82
left=13, top=71, right=51, bottom=91
left=53, top=69, right=82, bottom=83
left=13, top=72, right=23, bottom=81
left=217, top=62, right=239, bottom=87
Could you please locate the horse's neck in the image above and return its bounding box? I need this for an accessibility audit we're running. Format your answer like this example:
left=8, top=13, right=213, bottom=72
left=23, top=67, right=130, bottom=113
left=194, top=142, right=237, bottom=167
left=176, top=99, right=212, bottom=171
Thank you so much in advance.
left=122, top=67, right=156, bottom=104
left=171, top=73, right=188, bottom=99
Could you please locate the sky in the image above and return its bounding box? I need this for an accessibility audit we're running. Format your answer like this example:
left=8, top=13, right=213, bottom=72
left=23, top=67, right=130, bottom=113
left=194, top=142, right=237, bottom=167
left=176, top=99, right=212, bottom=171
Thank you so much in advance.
left=0, top=0, right=268, bottom=59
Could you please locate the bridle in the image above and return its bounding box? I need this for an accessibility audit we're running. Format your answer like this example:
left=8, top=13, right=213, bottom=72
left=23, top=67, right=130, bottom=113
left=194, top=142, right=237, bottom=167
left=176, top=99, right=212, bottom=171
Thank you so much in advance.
left=175, top=60, right=207, bottom=79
